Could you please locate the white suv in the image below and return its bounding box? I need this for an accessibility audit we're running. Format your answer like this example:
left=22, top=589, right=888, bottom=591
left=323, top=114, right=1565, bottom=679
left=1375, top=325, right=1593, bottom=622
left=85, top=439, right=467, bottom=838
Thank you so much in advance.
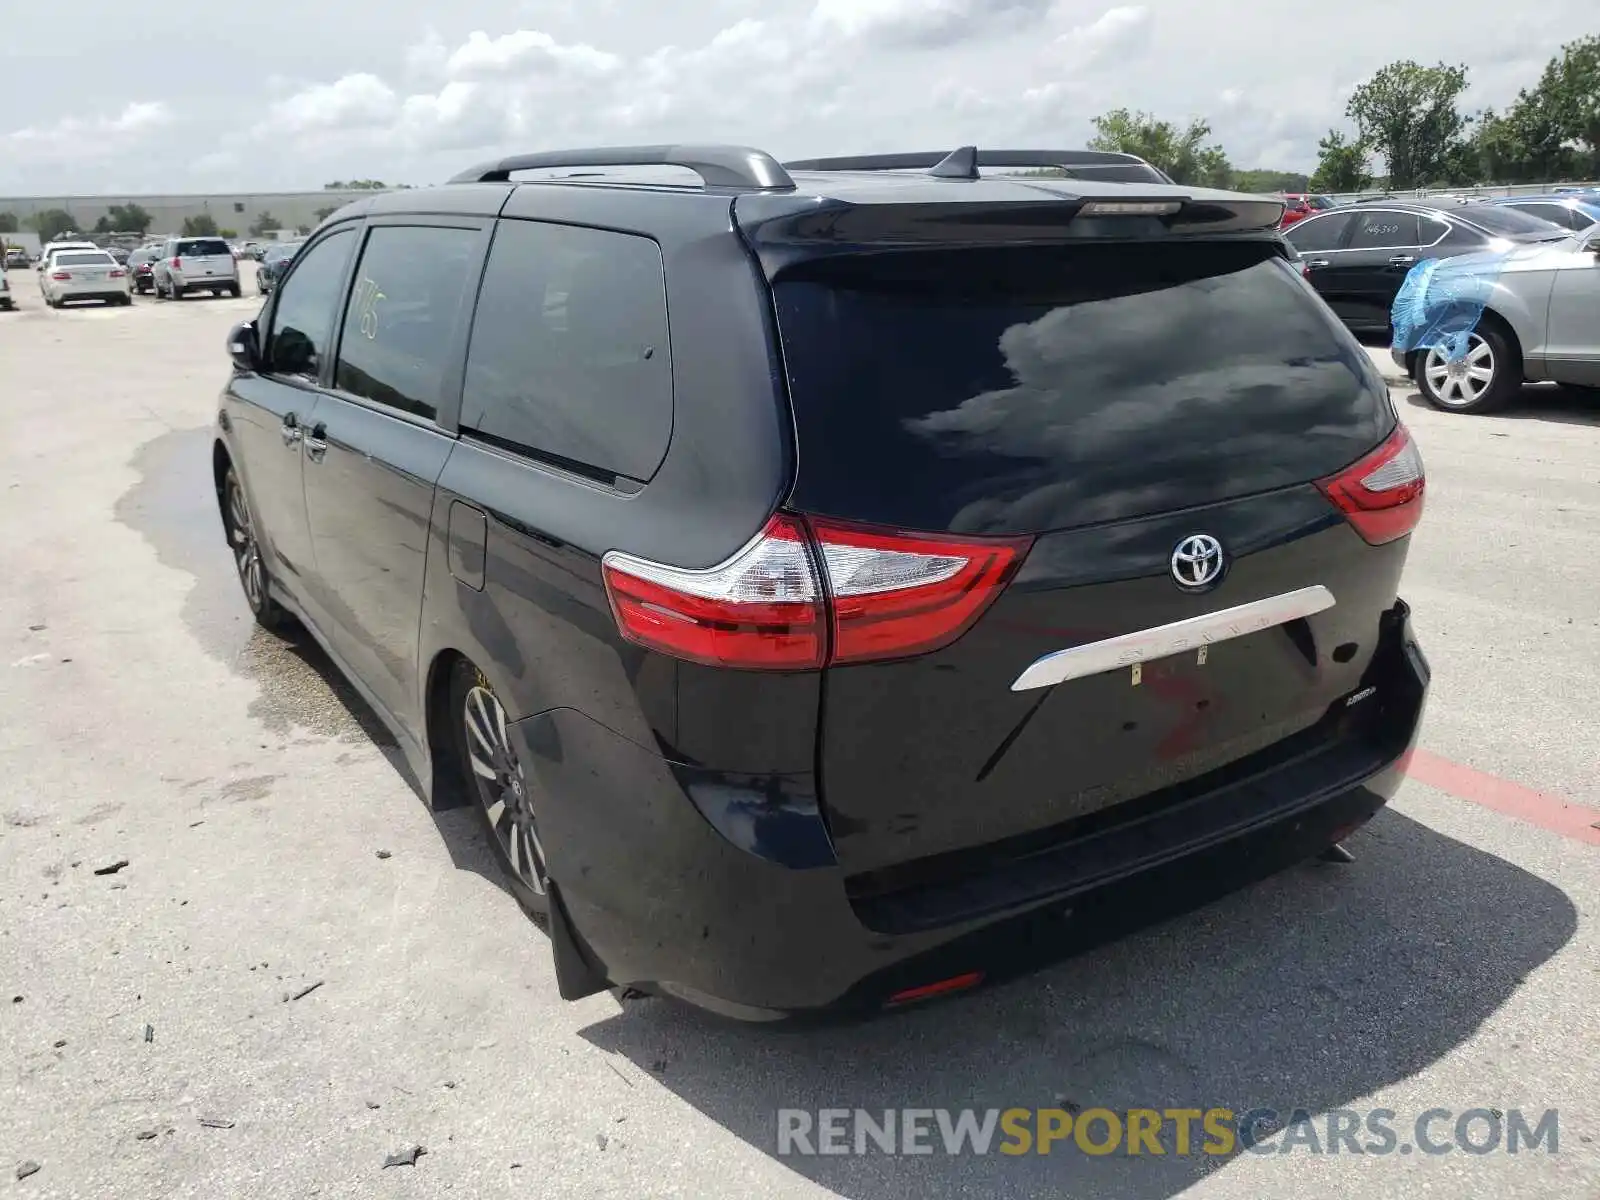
left=153, top=236, right=241, bottom=299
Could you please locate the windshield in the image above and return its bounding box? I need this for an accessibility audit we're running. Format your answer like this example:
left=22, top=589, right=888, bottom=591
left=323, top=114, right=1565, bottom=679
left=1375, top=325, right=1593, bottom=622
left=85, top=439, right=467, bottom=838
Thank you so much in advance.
left=265, top=244, right=302, bottom=263
left=1455, top=205, right=1572, bottom=239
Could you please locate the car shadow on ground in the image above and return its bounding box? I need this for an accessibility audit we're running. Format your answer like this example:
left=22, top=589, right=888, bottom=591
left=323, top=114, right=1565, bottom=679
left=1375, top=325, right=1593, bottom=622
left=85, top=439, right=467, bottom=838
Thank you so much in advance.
left=115, top=424, right=516, bottom=901
left=578, top=811, right=1575, bottom=1198
left=1400, top=384, right=1600, bottom=428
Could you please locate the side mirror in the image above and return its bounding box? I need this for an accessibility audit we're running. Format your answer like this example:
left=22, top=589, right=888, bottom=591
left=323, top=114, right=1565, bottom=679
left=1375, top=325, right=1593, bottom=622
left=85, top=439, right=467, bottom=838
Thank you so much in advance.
left=227, top=320, right=261, bottom=373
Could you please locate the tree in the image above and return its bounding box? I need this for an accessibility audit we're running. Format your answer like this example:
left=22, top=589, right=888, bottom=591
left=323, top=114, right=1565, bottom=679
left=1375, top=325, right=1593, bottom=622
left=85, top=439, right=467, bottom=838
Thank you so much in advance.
left=314, top=205, right=339, bottom=222
left=1088, top=109, right=1233, bottom=187
left=106, top=203, right=153, bottom=234
left=295, top=224, right=312, bottom=236
left=323, top=179, right=389, bottom=190
left=218, top=228, right=238, bottom=239
left=1309, top=130, right=1373, bottom=193
left=249, top=212, right=283, bottom=237
left=1230, top=169, right=1310, bottom=194
left=26, top=208, right=78, bottom=242
left=1531, top=35, right=1600, bottom=177
left=181, top=214, right=220, bottom=237
left=1345, top=60, right=1470, bottom=190
left=0, top=211, right=18, bottom=233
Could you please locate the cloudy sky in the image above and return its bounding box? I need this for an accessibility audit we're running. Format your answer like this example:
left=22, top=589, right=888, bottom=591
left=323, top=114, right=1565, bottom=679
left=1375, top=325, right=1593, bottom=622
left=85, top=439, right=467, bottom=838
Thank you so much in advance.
left=1, top=0, right=1592, bottom=195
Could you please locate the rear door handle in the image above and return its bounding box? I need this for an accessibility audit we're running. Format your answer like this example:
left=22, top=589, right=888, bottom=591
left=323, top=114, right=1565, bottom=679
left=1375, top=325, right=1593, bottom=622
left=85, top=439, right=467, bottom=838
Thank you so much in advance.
left=304, top=422, right=328, bottom=463
left=1305, top=259, right=1330, bottom=269
left=280, top=413, right=302, bottom=447
left=1388, top=255, right=1416, bottom=265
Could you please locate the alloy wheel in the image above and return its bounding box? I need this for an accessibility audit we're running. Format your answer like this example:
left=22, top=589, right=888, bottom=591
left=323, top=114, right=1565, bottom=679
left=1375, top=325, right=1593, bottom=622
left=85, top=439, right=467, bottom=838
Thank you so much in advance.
left=463, top=685, right=546, bottom=895
left=227, top=477, right=266, bottom=612
left=1423, top=334, right=1495, bottom=408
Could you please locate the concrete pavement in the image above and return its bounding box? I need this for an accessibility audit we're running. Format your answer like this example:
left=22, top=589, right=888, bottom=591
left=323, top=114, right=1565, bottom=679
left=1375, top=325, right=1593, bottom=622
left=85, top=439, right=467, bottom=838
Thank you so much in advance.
left=2, top=278, right=1597, bottom=1199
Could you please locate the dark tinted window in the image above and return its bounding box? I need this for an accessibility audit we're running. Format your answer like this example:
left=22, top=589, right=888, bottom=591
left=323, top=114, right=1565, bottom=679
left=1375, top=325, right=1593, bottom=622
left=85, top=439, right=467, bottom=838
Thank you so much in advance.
left=1419, top=216, right=1449, bottom=242
left=55, top=252, right=114, bottom=267
left=773, top=243, right=1389, bottom=535
left=177, top=238, right=230, bottom=257
left=1456, top=204, right=1572, bottom=239
left=333, top=225, right=481, bottom=422
left=1284, top=212, right=1353, bottom=252
left=265, top=228, right=355, bottom=380
left=1347, top=211, right=1421, bottom=249
left=460, top=219, right=672, bottom=481
left=1507, top=201, right=1585, bottom=231
left=1307, top=195, right=1337, bottom=210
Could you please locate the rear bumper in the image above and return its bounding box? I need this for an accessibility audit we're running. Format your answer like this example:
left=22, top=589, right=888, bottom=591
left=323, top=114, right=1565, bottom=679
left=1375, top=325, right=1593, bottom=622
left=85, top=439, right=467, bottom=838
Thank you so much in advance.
left=521, top=601, right=1429, bottom=1020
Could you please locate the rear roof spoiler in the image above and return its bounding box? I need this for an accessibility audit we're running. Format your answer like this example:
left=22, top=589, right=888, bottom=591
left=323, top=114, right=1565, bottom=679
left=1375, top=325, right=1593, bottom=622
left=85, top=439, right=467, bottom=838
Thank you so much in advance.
left=782, top=147, right=1174, bottom=184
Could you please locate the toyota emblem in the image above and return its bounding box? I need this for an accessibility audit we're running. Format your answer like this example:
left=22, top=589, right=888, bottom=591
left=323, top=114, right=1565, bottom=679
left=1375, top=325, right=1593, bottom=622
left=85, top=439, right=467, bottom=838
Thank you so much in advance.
left=1170, top=534, right=1225, bottom=590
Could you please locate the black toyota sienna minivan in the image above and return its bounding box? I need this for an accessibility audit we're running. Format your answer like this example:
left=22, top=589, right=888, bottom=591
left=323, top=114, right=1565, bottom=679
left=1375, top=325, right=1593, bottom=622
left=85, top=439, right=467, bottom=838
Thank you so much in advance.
left=213, top=145, right=1429, bottom=1019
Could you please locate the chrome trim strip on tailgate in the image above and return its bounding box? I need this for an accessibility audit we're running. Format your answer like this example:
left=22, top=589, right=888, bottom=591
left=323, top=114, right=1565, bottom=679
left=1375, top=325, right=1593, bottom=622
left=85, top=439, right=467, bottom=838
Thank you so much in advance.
left=1009, top=585, right=1337, bottom=692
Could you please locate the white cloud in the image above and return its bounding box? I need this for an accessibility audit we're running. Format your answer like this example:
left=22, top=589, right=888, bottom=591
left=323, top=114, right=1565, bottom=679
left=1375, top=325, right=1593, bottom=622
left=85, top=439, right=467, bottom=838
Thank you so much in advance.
left=443, top=29, right=621, bottom=77
left=2, top=0, right=1596, bottom=192
left=810, top=0, right=1055, bottom=46
left=2, top=101, right=173, bottom=169
left=1057, top=5, right=1152, bottom=61
left=258, top=74, right=400, bottom=136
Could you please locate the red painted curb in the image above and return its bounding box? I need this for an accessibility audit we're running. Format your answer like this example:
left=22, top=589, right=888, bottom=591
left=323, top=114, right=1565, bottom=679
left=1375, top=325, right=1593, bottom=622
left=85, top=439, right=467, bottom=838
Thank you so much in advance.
left=1404, top=748, right=1600, bottom=846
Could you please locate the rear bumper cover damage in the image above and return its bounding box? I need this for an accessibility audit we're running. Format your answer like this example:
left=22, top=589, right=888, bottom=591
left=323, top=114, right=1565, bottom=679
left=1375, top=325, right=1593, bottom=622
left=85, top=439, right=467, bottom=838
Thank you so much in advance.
left=517, top=601, right=1429, bottom=1019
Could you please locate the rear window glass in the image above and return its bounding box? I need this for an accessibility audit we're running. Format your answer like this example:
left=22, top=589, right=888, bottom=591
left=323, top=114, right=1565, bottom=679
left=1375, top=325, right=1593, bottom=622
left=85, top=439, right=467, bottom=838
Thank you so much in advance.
left=55, top=252, right=114, bottom=266
left=1456, top=205, right=1569, bottom=239
left=773, top=242, right=1390, bottom=535
left=177, top=239, right=231, bottom=257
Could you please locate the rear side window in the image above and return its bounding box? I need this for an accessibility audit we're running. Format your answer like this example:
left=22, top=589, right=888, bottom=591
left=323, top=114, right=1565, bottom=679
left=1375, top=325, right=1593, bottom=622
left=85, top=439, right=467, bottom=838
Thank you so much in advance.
left=265, top=228, right=355, bottom=380
left=773, top=242, right=1390, bottom=535
left=1508, top=202, right=1582, bottom=231
left=460, top=219, right=672, bottom=481
left=177, top=239, right=230, bottom=257
left=1285, top=212, right=1353, bottom=252
left=1459, top=204, right=1570, bottom=238
left=1347, top=211, right=1421, bottom=248
left=333, top=225, right=482, bottom=423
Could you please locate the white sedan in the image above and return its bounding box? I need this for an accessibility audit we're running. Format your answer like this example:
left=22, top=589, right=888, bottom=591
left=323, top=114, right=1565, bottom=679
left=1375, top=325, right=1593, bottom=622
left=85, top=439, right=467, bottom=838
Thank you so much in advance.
left=39, top=250, right=132, bottom=308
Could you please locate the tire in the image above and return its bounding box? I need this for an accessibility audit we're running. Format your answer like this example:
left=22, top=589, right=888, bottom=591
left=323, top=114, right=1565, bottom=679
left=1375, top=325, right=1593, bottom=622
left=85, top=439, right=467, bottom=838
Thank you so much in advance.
left=221, top=466, right=287, bottom=631
left=1413, top=325, right=1520, bottom=415
left=448, top=659, right=550, bottom=920
left=171, top=282, right=186, bottom=300
left=228, top=283, right=242, bottom=298
left=120, top=295, right=133, bottom=306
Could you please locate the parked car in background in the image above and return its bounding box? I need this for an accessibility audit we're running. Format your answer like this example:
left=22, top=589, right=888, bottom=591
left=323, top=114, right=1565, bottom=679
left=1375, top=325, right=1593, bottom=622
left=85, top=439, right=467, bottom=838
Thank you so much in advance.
left=38, top=240, right=98, bottom=271
left=5, top=247, right=32, bottom=269
left=1285, top=200, right=1571, bottom=335
left=211, top=142, right=1428, bottom=1018
left=153, top=236, right=241, bottom=299
left=0, top=270, right=13, bottom=310
left=106, top=246, right=131, bottom=265
left=1391, top=221, right=1600, bottom=413
left=254, top=241, right=303, bottom=295
left=39, top=249, right=131, bottom=307
left=1278, top=193, right=1335, bottom=228
left=126, top=245, right=163, bottom=294
left=1481, top=193, right=1600, bottom=234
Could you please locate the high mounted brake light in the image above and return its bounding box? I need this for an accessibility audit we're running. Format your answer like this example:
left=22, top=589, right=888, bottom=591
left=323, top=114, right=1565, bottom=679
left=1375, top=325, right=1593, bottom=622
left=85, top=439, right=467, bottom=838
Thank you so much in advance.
left=1078, top=200, right=1183, bottom=216
left=601, top=515, right=1033, bottom=670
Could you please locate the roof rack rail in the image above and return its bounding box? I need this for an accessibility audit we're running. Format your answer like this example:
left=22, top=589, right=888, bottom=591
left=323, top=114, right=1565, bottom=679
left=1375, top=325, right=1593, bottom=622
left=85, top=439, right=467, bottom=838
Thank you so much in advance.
left=781, top=147, right=1157, bottom=180
left=448, top=144, right=796, bottom=191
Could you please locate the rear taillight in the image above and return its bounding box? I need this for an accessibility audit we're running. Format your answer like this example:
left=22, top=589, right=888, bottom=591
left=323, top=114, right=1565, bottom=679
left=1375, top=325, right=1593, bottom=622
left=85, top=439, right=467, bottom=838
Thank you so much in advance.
left=1316, top=424, right=1425, bottom=545
left=601, top=515, right=1033, bottom=670
left=51, top=271, right=70, bottom=280
left=809, top=518, right=1031, bottom=664
left=171, top=257, right=181, bottom=268
left=109, top=269, right=126, bottom=278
